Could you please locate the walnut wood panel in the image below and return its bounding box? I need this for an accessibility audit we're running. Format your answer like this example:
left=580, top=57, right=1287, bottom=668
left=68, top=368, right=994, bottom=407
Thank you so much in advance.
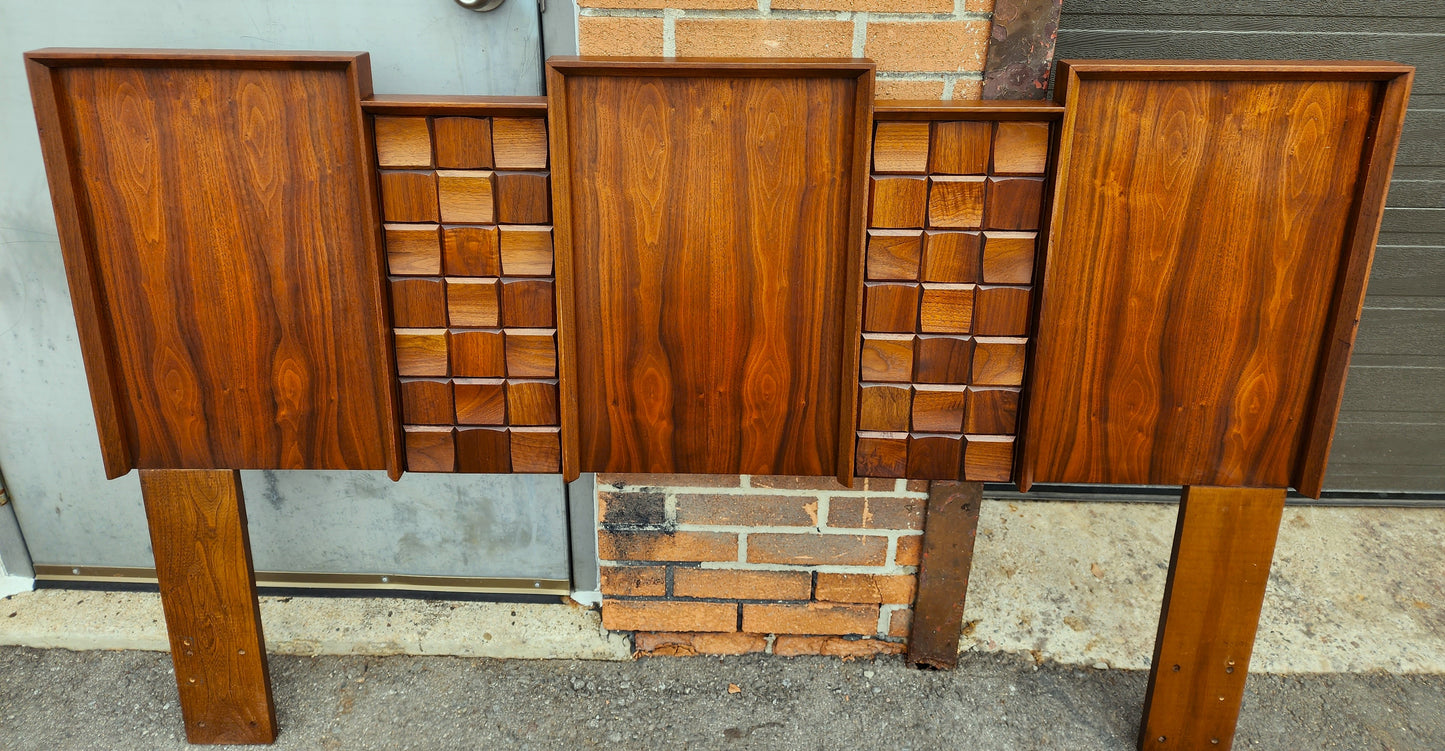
left=1020, top=61, right=1414, bottom=496
left=856, top=105, right=1056, bottom=482
left=26, top=50, right=400, bottom=479
left=139, top=469, right=275, bottom=744
left=368, top=97, right=559, bottom=475
left=1140, top=486, right=1286, bottom=751
left=550, top=58, right=875, bottom=482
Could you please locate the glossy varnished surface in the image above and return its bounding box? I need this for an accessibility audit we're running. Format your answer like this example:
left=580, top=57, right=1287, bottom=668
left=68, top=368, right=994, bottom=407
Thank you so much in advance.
left=552, top=61, right=873, bottom=478
left=27, top=51, right=398, bottom=476
left=1022, top=62, right=1412, bottom=493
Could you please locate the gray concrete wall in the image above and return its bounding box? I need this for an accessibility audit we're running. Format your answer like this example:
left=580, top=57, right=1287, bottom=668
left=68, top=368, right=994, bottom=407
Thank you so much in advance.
left=0, top=0, right=576, bottom=580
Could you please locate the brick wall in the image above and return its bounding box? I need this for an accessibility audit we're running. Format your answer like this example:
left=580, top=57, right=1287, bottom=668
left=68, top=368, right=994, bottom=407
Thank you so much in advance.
left=576, top=0, right=995, bottom=100
left=597, top=475, right=927, bottom=656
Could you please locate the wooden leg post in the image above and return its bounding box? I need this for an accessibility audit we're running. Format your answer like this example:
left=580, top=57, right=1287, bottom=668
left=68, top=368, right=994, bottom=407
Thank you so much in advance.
left=1139, top=486, right=1287, bottom=751
left=906, top=480, right=983, bottom=669
left=140, top=469, right=277, bottom=744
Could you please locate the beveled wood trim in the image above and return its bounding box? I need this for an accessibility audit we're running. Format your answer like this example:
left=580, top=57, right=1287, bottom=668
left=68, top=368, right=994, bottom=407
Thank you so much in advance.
left=874, top=99, right=1064, bottom=120
left=838, top=68, right=877, bottom=487
left=545, top=64, right=581, bottom=482
left=546, top=55, right=874, bottom=77
left=1294, top=70, right=1414, bottom=497
left=25, top=55, right=133, bottom=478
left=362, top=94, right=549, bottom=117
left=25, top=47, right=368, bottom=67
left=1060, top=58, right=1416, bottom=81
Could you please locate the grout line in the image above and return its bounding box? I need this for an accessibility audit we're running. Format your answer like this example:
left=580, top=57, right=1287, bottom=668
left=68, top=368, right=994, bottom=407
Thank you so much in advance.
left=737, top=533, right=749, bottom=563
left=581, top=8, right=989, bottom=22
left=885, top=535, right=899, bottom=565
left=662, top=9, right=680, bottom=56
left=852, top=12, right=868, bottom=57
left=942, top=74, right=957, bottom=100
left=670, top=522, right=923, bottom=536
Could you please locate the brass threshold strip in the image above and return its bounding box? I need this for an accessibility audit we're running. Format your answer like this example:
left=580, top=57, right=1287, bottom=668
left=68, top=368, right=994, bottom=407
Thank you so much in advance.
left=33, top=565, right=570, bottom=596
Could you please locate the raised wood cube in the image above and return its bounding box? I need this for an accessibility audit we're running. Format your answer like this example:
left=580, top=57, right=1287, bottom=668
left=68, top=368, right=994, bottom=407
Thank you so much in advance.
left=972, top=286, right=1031, bottom=337
left=374, top=116, right=432, bottom=168
left=506, top=380, right=560, bottom=426
left=495, top=172, right=551, bottom=224
left=930, top=121, right=991, bottom=175
left=919, top=284, right=975, bottom=334
left=859, top=383, right=912, bottom=432
left=385, top=224, right=442, bottom=275
left=992, top=121, right=1049, bottom=175
left=929, top=177, right=986, bottom=229
left=856, top=433, right=908, bottom=478
left=442, top=225, right=501, bottom=277
left=379, top=171, right=439, bottom=223
left=453, top=378, right=507, bottom=425
left=434, top=117, right=493, bottom=169
left=915, top=335, right=973, bottom=385
left=501, top=279, right=555, bottom=328
left=505, top=330, right=557, bottom=378
left=399, top=378, right=454, bottom=425
left=870, top=176, right=928, bottom=229
left=390, top=278, right=446, bottom=328
left=450, top=330, right=506, bottom=378
left=456, top=427, right=511, bottom=473
left=437, top=170, right=495, bottom=223
left=864, top=283, right=920, bottom=333
left=510, top=427, right=561, bottom=472
left=394, top=328, right=449, bottom=377
left=922, top=230, right=981, bottom=284
left=964, top=387, right=1020, bottom=434
left=866, top=230, right=923, bottom=281
left=980, top=231, right=1036, bottom=284
left=972, top=336, right=1027, bottom=386
left=911, top=386, right=968, bottom=433
left=859, top=334, right=915, bottom=383
left=964, top=435, right=1014, bottom=481
left=446, top=278, right=500, bottom=328
left=492, top=118, right=549, bottom=170
left=404, top=426, right=456, bottom=473
left=499, top=226, right=555, bottom=276
left=907, top=433, right=963, bottom=480
left=872, top=121, right=930, bottom=174
left=984, top=177, right=1044, bottom=231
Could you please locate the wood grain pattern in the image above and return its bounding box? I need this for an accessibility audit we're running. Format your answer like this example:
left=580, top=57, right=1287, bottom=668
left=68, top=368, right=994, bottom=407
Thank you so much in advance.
left=859, top=334, right=915, bottom=383
left=442, top=225, right=501, bottom=277
left=456, top=427, right=511, bottom=473
left=919, top=284, right=975, bottom=334
left=446, top=278, right=500, bottom=328
left=139, top=469, right=275, bottom=744
left=380, top=171, right=440, bottom=222
left=510, top=427, right=561, bottom=472
left=907, top=434, right=963, bottom=480
left=963, top=435, right=1014, bottom=481
left=395, top=329, right=450, bottom=377
left=873, top=121, right=930, bottom=174
left=437, top=170, right=495, bottom=223
left=991, top=121, right=1049, bottom=174
left=914, top=335, right=973, bottom=385
left=971, top=285, right=1030, bottom=336
left=858, top=384, right=912, bottom=432
left=433, top=116, right=493, bottom=169
left=971, top=337, right=1025, bottom=386
left=492, top=117, right=549, bottom=169
left=1139, top=486, right=1286, bottom=751
left=390, top=278, right=447, bottom=328
left=911, top=386, right=968, bottom=432
left=866, top=230, right=923, bottom=281
left=551, top=60, right=874, bottom=480
left=870, top=176, right=928, bottom=228
left=963, top=387, right=1019, bottom=434
left=494, top=172, right=552, bottom=224
left=864, top=283, right=921, bottom=333
left=450, top=330, right=506, bottom=378
left=385, top=224, right=443, bottom=275
left=404, top=426, right=456, bottom=472
left=856, top=433, right=908, bottom=477
left=26, top=52, right=400, bottom=477
left=504, top=330, right=557, bottom=378
left=980, top=231, right=1035, bottom=284
left=928, top=177, right=986, bottom=228
left=506, top=380, right=560, bottom=426
left=501, top=279, right=556, bottom=328
left=921, top=231, right=981, bottom=283
left=929, top=121, right=991, bottom=175
left=374, top=116, right=431, bottom=168
left=1021, top=62, right=1413, bottom=494
left=453, top=379, right=507, bottom=425
left=983, top=176, right=1043, bottom=230
left=499, top=226, right=555, bottom=276
left=399, top=378, right=454, bottom=425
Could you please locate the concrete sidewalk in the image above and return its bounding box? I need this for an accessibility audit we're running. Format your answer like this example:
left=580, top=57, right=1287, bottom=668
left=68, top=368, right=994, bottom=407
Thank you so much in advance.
left=2, top=647, right=1442, bottom=750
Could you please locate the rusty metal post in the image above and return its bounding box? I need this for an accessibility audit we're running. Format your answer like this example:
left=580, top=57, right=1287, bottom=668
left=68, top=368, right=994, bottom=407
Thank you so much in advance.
left=906, top=480, right=983, bottom=669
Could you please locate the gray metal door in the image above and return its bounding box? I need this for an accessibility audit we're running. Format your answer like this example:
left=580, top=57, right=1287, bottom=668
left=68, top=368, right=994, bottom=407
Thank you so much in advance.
left=0, top=0, right=579, bottom=593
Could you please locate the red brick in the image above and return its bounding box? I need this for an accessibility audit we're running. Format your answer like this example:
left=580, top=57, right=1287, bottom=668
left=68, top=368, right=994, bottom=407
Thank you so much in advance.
left=672, top=569, right=812, bottom=601
left=598, top=530, right=737, bottom=562
left=828, top=496, right=925, bottom=530
left=774, top=0, right=949, bottom=10
left=598, top=490, right=666, bottom=527
left=743, top=603, right=879, bottom=635
left=634, top=632, right=767, bottom=656
left=749, top=475, right=853, bottom=491
left=773, top=636, right=906, bottom=658
left=602, top=600, right=738, bottom=633
left=747, top=534, right=888, bottom=566
left=579, top=0, right=750, bottom=7
left=888, top=608, right=913, bottom=638
left=675, top=494, right=819, bottom=526
left=864, top=21, right=990, bottom=74
left=876, top=78, right=947, bottom=101
left=905, top=480, right=930, bottom=492
left=577, top=16, right=664, bottom=56
left=674, top=19, right=854, bottom=58
left=598, top=473, right=742, bottom=488
left=599, top=566, right=666, bottom=597
left=895, top=534, right=923, bottom=566
left=815, top=573, right=917, bottom=605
